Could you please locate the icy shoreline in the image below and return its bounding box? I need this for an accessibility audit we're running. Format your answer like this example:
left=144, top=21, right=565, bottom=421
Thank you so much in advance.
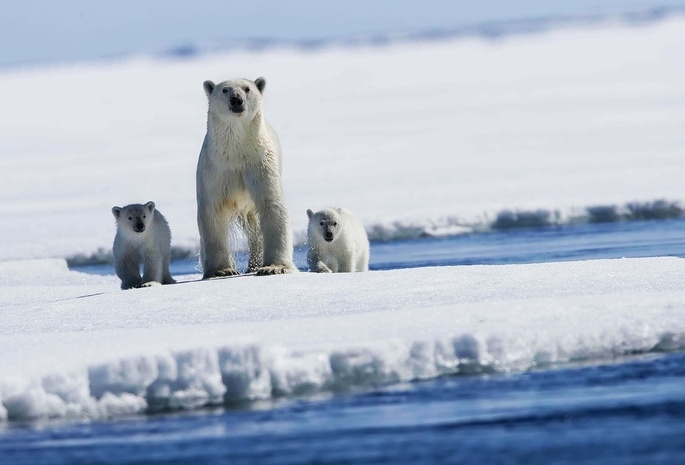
left=65, top=199, right=685, bottom=267
left=2, top=257, right=685, bottom=422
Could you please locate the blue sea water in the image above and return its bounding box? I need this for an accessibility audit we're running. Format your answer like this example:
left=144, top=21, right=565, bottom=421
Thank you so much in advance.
left=3, top=219, right=685, bottom=464
left=2, top=351, right=685, bottom=464
left=76, top=217, right=685, bottom=275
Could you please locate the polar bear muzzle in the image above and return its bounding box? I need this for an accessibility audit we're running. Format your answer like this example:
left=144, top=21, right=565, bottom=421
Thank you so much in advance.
left=219, top=86, right=246, bottom=114
left=228, top=95, right=244, bottom=113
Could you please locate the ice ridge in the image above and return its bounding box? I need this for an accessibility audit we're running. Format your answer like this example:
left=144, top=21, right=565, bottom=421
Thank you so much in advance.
left=2, top=330, right=683, bottom=422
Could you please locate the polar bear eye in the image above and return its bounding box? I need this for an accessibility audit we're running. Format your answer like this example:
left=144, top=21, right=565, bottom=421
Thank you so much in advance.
left=142, top=215, right=146, bottom=219
left=319, top=221, right=324, bottom=226
left=128, top=217, right=133, bottom=221
left=332, top=222, right=337, bottom=227
left=243, top=86, right=250, bottom=93
left=222, top=88, right=229, bottom=94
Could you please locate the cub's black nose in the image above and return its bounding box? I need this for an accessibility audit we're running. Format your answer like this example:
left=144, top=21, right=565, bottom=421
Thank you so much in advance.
left=229, top=96, right=243, bottom=107
left=134, top=223, right=145, bottom=232
left=324, top=232, right=334, bottom=242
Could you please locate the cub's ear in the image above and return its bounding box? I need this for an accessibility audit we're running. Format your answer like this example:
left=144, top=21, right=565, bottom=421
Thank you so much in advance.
left=112, top=206, right=122, bottom=219
left=144, top=201, right=156, bottom=213
left=306, top=209, right=313, bottom=219
left=203, top=80, right=215, bottom=98
left=254, top=77, right=266, bottom=94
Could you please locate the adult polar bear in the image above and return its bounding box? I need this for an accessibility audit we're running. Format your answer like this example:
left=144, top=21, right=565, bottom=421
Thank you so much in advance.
left=196, top=76, right=296, bottom=278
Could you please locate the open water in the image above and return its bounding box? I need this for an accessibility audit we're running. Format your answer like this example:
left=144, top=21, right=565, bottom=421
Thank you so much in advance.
left=3, top=219, right=685, bottom=464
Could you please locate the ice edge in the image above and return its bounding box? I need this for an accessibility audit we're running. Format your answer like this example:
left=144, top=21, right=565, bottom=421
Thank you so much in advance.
left=66, top=199, right=685, bottom=267
left=2, top=329, right=684, bottom=423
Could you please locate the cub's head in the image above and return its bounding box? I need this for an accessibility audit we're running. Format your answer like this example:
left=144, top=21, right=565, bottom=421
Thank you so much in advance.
left=112, top=201, right=156, bottom=234
left=307, top=208, right=342, bottom=243
left=203, top=77, right=266, bottom=121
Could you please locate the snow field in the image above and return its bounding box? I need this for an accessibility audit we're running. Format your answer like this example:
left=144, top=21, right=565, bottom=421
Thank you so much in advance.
left=1, top=257, right=685, bottom=421
left=1, top=18, right=685, bottom=260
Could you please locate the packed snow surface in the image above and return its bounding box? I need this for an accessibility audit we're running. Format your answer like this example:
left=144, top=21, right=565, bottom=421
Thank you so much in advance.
left=1, top=257, right=685, bottom=422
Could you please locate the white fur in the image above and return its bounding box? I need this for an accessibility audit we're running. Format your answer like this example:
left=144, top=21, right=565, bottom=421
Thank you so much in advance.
left=112, top=201, right=175, bottom=290
left=196, top=76, right=296, bottom=278
left=307, top=207, right=370, bottom=273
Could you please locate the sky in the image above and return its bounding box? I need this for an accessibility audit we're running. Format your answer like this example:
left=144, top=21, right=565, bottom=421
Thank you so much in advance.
left=1, top=0, right=683, bottom=67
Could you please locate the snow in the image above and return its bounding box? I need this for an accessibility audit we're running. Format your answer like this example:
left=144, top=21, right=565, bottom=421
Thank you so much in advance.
left=2, top=256, right=685, bottom=421
left=2, top=18, right=685, bottom=422
left=2, top=17, right=685, bottom=260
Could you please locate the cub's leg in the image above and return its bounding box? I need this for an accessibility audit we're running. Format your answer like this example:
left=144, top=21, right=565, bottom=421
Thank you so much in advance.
left=316, top=261, right=333, bottom=273
left=142, top=252, right=164, bottom=287
left=116, top=252, right=142, bottom=290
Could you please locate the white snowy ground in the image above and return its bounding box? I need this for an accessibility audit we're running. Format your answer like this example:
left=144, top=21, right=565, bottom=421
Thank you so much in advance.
left=1, top=257, right=685, bottom=422
left=2, top=17, right=685, bottom=422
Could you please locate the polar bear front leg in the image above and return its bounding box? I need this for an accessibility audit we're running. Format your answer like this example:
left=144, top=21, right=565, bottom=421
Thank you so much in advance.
left=245, top=210, right=264, bottom=274
left=247, top=170, right=296, bottom=276
left=198, top=205, right=239, bottom=279
left=142, top=252, right=164, bottom=287
left=255, top=199, right=296, bottom=275
left=337, top=252, right=355, bottom=273
left=316, top=261, right=333, bottom=273
left=115, top=252, right=143, bottom=290
left=357, top=253, right=370, bottom=273
left=307, top=247, right=331, bottom=273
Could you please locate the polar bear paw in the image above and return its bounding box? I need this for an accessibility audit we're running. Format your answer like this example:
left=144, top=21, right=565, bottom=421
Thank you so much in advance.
left=203, top=268, right=240, bottom=280
left=141, top=281, right=162, bottom=287
left=256, top=264, right=297, bottom=276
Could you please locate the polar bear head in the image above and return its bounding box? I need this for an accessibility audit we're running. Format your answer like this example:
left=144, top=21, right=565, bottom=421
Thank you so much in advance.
left=203, top=77, right=266, bottom=122
left=112, top=201, right=156, bottom=234
left=307, top=208, right=342, bottom=243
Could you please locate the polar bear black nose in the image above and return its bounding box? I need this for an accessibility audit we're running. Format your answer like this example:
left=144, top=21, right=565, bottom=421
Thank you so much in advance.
left=229, top=96, right=243, bottom=107
left=134, top=223, right=145, bottom=232
left=324, top=232, right=334, bottom=242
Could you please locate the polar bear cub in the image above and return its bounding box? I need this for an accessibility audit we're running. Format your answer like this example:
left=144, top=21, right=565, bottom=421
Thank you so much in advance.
left=306, top=207, right=370, bottom=273
left=196, top=76, right=297, bottom=278
left=111, top=201, right=175, bottom=290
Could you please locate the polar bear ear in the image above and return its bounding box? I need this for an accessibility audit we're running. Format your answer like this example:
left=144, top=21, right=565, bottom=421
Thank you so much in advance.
left=306, top=209, right=313, bottom=219
left=203, top=80, right=215, bottom=98
left=254, top=77, right=266, bottom=94
left=112, top=207, right=122, bottom=219
left=144, top=201, right=156, bottom=213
